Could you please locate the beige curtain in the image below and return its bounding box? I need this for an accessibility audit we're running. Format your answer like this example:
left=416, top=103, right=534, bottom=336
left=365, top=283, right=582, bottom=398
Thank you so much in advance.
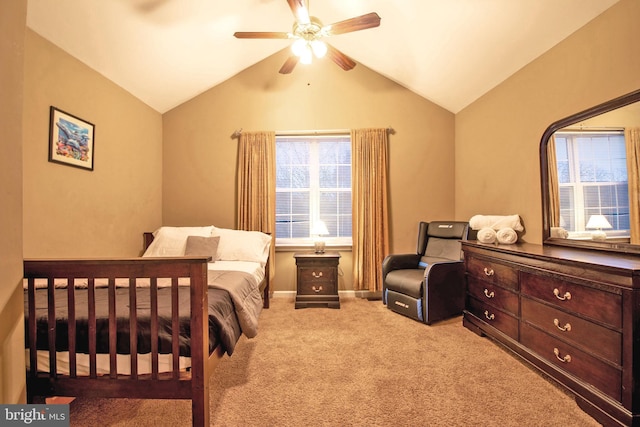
left=625, top=128, right=640, bottom=244
left=547, top=135, right=561, bottom=228
left=237, top=131, right=276, bottom=275
left=351, top=128, right=390, bottom=293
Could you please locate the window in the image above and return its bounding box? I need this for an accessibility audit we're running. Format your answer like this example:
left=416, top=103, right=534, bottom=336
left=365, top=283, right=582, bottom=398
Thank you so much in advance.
left=554, top=131, right=629, bottom=238
left=275, top=133, right=352, bottom=247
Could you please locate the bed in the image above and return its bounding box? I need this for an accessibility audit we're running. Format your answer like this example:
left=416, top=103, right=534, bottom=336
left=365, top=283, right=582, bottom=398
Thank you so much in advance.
left=24, top=226, right=272, bottom=427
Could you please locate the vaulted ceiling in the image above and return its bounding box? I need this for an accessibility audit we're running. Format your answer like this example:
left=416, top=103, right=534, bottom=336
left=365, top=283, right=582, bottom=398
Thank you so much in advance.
left=26, top=0, right=619, bottom=113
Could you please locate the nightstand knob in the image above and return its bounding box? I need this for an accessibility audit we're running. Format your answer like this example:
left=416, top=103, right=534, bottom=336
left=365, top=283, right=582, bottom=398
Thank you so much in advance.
left=312, top=271, right=323, bottom=278
left=312, top=285, right=323, bottom=293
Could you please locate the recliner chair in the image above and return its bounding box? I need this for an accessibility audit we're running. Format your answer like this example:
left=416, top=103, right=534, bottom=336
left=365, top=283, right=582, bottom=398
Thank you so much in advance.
left=382, top=221, right=469, bottom=324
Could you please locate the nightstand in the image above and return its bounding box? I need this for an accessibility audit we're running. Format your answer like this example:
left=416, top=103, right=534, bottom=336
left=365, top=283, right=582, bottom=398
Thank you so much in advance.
left=294, top=251, right=341, bottom=309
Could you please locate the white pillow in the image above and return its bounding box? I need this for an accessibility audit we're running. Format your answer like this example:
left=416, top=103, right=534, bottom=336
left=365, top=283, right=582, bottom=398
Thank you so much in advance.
left=142, top=226, right=214, bottom=257
left=212, top=227, right=272, bottom=265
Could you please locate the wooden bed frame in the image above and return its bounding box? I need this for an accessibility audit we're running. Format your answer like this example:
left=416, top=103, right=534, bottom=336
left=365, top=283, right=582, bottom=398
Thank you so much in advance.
left=24, top=235, right=270, bottom=427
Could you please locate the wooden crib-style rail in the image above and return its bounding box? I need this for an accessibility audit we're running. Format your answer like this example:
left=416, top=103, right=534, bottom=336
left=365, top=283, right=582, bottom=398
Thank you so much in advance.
left=24, top=256, right=215, bottom=427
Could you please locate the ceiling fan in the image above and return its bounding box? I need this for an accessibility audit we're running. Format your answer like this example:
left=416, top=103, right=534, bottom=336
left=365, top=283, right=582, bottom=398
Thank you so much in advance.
left=234, top=0, right=381, bottom=74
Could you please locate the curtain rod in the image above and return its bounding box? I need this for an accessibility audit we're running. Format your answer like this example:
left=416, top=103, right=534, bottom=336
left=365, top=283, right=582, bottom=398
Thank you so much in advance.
left=232, top=127, right=395, bottom=138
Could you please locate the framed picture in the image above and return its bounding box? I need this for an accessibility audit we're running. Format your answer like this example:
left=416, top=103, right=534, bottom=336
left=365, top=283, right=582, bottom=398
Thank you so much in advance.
left=48, top=106, right=95, bottom=171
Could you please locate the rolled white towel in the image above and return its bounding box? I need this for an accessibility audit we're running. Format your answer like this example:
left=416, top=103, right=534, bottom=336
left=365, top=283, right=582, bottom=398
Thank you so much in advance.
left=550, top=227, right=569, bottom=239
left=496, top=227, right=518, bottom=244
left=469, top=214, right=524, bottom=232
left=477, top=228, right=497, bottom=244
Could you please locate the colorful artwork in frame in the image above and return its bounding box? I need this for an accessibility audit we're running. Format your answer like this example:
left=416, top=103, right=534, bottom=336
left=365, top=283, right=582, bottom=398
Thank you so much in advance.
left=48, top=106, right=95, bottom=171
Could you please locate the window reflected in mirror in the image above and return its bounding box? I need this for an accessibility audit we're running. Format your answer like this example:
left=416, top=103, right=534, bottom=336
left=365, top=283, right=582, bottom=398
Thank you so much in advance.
left=550, top=130, right=629, bottom=241
left=540, top=89, right=640, bottom=254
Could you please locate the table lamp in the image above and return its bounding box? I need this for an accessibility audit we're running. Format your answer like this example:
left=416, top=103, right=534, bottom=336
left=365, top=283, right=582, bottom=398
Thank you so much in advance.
left=586, top=214, right=612, bottom=241
left=311, top=220, right=329, bottom=253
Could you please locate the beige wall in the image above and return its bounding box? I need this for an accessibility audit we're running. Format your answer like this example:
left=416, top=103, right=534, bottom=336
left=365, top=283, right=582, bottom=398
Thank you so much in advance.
left=22, top=30, right=164, bottom=257
left=455, top=0, right=640, bottom=243
left=0, top=0, right=27, bottom=405
left=162, top=49, right=455, bottom=292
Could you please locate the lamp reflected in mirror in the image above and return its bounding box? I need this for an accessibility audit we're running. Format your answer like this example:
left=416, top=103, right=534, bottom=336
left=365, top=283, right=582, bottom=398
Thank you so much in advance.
left=586, top=214, right=612, bottom=240
left=311, top=220, right=329, bottom=253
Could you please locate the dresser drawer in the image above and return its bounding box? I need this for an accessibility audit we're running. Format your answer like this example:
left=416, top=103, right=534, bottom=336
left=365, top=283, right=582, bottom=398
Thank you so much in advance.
left=467, top=296, right=518, bottom=340
left=521, top=297, right=621, bottom=365
left=520, top=323, right=621, bottom=401
left=466, top=255, right=518, bottom=291
left=520, top=272, right=621, bottom=329
left=467, top=276, right=518, bottom=315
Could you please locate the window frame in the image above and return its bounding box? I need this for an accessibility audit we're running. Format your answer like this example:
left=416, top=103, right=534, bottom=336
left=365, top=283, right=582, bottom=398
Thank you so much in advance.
left=275, top=132, right=353, bottom=249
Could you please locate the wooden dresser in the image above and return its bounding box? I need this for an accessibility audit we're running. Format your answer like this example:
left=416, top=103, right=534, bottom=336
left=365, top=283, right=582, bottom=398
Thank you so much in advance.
left=462, top=241, right=640, bottom=427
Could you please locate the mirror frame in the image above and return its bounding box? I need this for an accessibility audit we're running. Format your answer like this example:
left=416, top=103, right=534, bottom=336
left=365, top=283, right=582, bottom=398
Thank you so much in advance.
left=540, top=88, right=640, bottom=255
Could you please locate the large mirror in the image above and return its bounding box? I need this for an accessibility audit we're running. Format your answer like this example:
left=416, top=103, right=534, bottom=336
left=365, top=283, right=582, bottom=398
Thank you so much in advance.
left=540, top=88, right=640, bottom=255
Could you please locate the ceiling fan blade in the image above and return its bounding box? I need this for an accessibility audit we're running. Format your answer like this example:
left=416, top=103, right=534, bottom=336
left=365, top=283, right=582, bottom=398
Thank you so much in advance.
left=324, top=12, right=381, bottom=36
left=286, top=0, right=310, bottom=24
left=325, top=44, right=356, bottom=71
left=234, top=32, right=290, bottom=39
left=279, top=55, right=300, bottom=74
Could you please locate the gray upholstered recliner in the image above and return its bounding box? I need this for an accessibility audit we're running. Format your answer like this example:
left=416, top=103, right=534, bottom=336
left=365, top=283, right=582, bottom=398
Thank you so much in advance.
left=382, top=221, right=469, bottom=324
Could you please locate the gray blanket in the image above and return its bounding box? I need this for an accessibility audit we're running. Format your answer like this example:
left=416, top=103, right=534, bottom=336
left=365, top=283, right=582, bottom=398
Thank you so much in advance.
left=207, top=270, right=263, bottom=338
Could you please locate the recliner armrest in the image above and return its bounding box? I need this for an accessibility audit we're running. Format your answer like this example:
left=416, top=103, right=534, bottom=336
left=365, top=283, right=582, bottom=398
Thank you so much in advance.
left=423, top=259, right=464, bottom=279
left=382, top=253, right=421, bottom=280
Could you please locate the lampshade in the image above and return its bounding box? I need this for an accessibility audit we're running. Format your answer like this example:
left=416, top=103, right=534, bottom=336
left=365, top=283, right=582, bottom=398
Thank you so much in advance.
left=310, top=40, right=327, bottom=58
left=586, top=215, right=612, bottom=230
left=299, top=47, right=313, bottom=65
left=291, top=39, right=307, bottom=57
left=311, top=220, right=329, bottom=236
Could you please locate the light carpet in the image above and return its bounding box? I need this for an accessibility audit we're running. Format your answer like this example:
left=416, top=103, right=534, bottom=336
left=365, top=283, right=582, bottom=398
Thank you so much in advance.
left=64, top=298, right=601, bottom=426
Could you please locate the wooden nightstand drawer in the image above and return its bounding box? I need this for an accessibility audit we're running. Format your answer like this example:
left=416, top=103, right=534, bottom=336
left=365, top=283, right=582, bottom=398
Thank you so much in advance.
left=299, top=266, right=336, bottom=285
left=466, top=255, right=518, bottom=290
left=294, top=252, right=341, bottom=309
left=297, top=270, right=335, bottom=296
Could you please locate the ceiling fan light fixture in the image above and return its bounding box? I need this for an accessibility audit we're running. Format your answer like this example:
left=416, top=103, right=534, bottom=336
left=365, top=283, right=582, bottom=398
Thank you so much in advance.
left=234, top=1, right=381, bottom=74
left=300, top=46, right=313, bottom=64
left=310, top=40, right=327, bottom=58
left=291, top=38, right=307, bottom=56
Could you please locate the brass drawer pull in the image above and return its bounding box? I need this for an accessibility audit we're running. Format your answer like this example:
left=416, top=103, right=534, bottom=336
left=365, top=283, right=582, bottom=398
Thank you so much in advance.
left=312, top=285, right=323, bottom=293
left=484, top=310, right=495, bottom=320
left=553, top=318, right=571, bottom=332
left=553, top=288, right=571, bottom=301
left=553, top=347, right=572, bottom=363
left=483, top=267, right=494, bottom=277
left=312, top=271, right=323, bottom=278
left=483, top=289, right=495, bottom=298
